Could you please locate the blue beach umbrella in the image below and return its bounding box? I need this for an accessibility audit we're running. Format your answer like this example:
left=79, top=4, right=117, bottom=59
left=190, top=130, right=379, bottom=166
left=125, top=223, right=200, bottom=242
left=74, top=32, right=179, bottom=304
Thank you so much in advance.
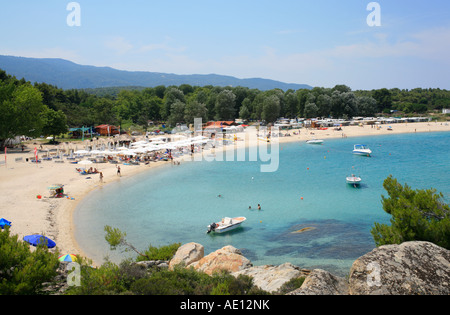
left=23, top=235, right=56, bottom=248
left=0, top=218, right=11, bottom=229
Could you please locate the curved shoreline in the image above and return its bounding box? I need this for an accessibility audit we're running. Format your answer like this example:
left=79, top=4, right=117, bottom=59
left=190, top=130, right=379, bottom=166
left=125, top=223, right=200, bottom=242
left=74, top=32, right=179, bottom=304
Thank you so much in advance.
left=1, top=122, right=449, bottom=265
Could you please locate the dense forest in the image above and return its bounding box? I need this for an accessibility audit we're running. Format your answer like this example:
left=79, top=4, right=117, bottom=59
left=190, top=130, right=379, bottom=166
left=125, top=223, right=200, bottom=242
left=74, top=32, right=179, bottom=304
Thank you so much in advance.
left=1, top=68, right=450, bottom=146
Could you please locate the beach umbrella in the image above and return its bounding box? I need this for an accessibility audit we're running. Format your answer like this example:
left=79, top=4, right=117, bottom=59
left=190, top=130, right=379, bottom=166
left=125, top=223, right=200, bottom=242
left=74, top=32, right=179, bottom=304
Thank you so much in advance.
left=132, top=147, right=148, bottom=154
left=0, top=218, right=11, bottom=229
left=78, top=160, right=93, bottom=165
left=58, top=254, right=77, bottom=262
left=48, top=184, right=64, bottom=190
left=120, top=151, right=136, bottom=156
left=23, top=235, right=56, bottom=248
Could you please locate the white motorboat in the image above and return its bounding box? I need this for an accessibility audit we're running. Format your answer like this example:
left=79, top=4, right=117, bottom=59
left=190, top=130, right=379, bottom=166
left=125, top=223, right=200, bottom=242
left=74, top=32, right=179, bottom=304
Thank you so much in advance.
left=353, top=144, right=372, bottom=156
left=306, top=139, right=324, bottom=145
left=207, top=217, right=246, bottom=234
left=346, top=174, right=362, bottom=186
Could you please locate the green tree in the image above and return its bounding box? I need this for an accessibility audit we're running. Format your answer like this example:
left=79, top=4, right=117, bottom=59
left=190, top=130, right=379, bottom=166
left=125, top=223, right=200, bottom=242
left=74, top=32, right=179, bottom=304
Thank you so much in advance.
left=184, top=100, right=208, bottom=124
left=296, top=89, right=309, bottom=117
left=0, top=83, right=46, bottom=148
left=284, top=90, right=299, bottom=118
left=304, top=102, right=319, bottom=118
left=357, top=96, right=377, bottom=117
left=239, top=100, right=251, bottom=120
left=261, top=95, right=280, bottom=123
left=162, top=87, right=185, bottom=120
left=0, top=228, right=59, bottom=295
left=316, top=94, right=332, bottom=117
left=372, top=88, right=392, bottom=112
left=371, top=176, right=450, bottom=249
left=41, top=108, right=68, bottom=140
left=214, top=90, right=236, bottom=120
left=168, top=100, right=186, bottom=126
left=104, top=225, right=150, bottom=259
left=91, top=98, right=118, bottom=125
left=341, top=92, right=358, bottom=118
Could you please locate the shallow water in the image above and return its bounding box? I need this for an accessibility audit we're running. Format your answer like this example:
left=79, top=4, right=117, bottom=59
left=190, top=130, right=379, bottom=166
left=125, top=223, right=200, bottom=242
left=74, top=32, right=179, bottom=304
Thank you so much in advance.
left=74, top=132, right=450, bottom=276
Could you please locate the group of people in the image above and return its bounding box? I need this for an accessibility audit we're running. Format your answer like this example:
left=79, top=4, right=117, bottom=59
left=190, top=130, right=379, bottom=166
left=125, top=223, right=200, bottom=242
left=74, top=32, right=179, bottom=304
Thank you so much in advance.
left=248, top=204, right=261, bottom=210
left=76, top=167, right=99, bottom=174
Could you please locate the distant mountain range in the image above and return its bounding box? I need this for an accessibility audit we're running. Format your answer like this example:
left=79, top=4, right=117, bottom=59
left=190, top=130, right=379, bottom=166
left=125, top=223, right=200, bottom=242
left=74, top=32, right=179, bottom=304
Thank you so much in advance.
left=0, top=55, right=312, bottom=91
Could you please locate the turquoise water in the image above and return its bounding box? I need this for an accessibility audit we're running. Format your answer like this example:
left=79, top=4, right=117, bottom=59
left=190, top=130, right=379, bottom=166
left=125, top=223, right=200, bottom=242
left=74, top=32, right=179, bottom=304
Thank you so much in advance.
left=74, top=132, right=450, bottom=276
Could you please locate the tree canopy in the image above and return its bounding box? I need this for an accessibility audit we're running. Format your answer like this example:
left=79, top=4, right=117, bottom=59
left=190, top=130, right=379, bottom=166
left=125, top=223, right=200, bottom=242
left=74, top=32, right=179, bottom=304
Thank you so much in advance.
left=1, top=67, right=450, bottom=147
left=371, top=176, right=450, bottom=249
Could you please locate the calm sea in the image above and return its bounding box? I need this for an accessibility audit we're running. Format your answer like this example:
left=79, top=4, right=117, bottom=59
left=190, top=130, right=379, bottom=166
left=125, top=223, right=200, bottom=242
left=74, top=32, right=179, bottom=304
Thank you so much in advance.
left=74, top=132, right=450, bottom=276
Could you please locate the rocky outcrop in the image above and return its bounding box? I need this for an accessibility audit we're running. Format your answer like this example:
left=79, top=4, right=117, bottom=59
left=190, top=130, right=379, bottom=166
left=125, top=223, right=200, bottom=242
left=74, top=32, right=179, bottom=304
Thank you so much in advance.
left=168, top=241, right=450, bottom=295
left=45, top=241, right=449, bottom=295
left=168, top=242, right=204, bottom=270
left=190, top=245, right=252, bottom=275
left=287, top=269, right=348, bottom=295
left=232, top=263, right=310, bottom=293
left=170, top=244, right=307, bottom=292
left=348, top=241, right=450, bottom=295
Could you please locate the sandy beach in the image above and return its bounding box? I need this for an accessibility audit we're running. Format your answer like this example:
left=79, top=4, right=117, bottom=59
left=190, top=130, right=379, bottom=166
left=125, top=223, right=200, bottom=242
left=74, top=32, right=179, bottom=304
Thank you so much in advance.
left=1, top=121, right=449, bottom=262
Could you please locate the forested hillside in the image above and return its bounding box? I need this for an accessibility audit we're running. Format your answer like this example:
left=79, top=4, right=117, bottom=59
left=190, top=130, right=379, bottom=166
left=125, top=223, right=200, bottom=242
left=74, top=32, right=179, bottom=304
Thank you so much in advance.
left=0, top=55, right=311, bottom=91
left=1, top=67, right=449, bottom=147
left=37, top=81, right=450, bottom=129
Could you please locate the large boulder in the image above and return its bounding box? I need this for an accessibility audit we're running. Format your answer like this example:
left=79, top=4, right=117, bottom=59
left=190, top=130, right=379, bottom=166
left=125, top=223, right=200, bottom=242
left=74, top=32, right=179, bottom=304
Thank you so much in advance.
left=233, top=263, right=310, bottom=293
left=190, top=245, right=252, bottom=275
left=348, top=241, right=450, bottom=295
left=169, top=242, right=204, bottom=270
left=287, top=269, right=348, bottom=295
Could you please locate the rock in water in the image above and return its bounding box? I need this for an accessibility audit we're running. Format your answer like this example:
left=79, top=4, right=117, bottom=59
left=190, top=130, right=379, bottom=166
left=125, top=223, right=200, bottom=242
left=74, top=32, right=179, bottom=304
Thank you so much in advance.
left=291, top=227, right=316, bottom=234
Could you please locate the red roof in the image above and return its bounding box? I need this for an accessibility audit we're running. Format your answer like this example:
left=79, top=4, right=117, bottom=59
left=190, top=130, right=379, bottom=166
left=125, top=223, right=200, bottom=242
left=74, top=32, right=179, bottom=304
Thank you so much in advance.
left=205, top=121, right=235, bottom=128
left=95, top=125, right=119, bottom=130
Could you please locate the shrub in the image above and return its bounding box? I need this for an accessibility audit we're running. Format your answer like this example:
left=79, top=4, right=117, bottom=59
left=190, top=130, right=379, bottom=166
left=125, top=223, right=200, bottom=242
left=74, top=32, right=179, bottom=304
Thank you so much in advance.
left=136, top=243, right=181, bottom=262
left=371, top=176, right=450, bottom=249
left=0, top=228, right=59, bottom=295
left=276, top=277, right=306, bottom=295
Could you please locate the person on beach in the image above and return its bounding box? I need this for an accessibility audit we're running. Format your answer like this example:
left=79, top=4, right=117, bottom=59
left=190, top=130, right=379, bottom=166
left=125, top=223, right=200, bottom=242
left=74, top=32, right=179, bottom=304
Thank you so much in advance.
left=99, top=172, right=103, bottom=183
left=116, top=165, right=121, bottom=177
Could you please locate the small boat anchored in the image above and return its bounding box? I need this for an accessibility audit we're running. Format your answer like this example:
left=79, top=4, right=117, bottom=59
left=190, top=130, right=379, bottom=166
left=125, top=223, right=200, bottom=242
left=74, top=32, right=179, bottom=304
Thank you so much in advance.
left=353, top=144, right=372, bottom=156
left=306, top=139, right=324, bottom=145
left=346, top=174, right=362, bottom=186
left=207, top=217, right=246, bottom=234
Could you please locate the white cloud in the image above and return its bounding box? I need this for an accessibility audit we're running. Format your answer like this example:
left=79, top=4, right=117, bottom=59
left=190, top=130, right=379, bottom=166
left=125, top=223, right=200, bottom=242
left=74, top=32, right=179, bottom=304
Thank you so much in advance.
left=328, top=27, right=450, bottom=64
left=139, top=37, right=186, bottom=54
left=104, top=37, right=133, bottom=56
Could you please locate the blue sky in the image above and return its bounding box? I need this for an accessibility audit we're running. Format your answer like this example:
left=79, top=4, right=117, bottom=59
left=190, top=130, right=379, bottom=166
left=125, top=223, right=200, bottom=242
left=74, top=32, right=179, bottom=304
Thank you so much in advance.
left=1, top=0, right=450, bottom=90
